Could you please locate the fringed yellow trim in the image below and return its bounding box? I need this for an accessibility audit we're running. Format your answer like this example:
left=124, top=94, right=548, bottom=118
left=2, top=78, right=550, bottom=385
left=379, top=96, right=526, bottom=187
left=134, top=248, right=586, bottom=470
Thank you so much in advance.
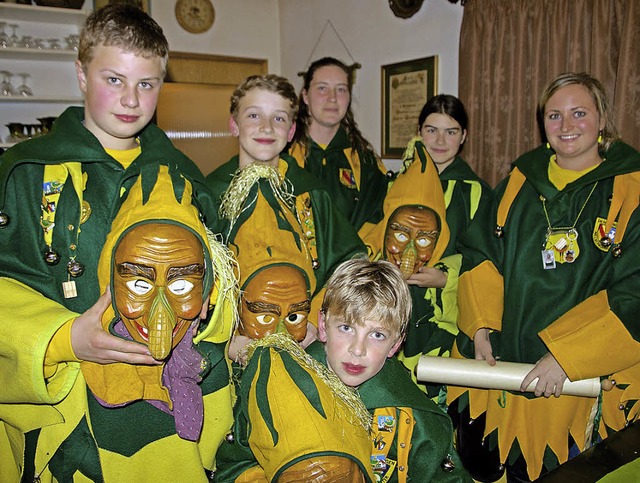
left=245, top=333, right=372, bottom=433
left=194, top=228, right=240, bottom=344
left=219, top=164, right=295, bottom=226
left=399, top=136, right=422, bottom=174
left=496, top=167, right=526, bottom=229
left=605, top=172, right=640, bottom=245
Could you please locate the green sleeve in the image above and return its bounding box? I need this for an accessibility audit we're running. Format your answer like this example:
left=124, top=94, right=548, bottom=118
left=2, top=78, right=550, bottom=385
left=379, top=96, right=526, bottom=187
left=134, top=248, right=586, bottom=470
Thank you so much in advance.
left=309, top=189, right=367, bottom=292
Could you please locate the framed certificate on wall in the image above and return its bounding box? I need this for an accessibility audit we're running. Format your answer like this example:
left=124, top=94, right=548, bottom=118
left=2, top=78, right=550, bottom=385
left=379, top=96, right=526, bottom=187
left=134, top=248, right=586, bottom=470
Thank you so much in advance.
left=381, top=56, right=438, bottom=158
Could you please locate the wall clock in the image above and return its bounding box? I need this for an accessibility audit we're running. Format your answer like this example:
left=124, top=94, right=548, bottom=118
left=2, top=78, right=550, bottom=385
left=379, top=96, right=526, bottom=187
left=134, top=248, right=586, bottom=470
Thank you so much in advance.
left=175, top=0, right=215, bottom=34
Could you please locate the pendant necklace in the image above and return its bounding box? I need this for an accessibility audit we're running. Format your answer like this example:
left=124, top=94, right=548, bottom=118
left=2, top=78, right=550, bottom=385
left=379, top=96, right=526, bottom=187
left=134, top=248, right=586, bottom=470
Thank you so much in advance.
left=41, top=164, right=90, bottom=298
left=541, top=182, right=598, bottom=269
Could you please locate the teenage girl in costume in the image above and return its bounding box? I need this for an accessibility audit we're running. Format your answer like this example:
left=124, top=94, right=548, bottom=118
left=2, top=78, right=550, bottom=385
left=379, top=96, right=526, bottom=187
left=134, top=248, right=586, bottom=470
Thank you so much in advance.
left=395, top=95, right=493, bottom=403
left=289, top=57, right=390, bottom=231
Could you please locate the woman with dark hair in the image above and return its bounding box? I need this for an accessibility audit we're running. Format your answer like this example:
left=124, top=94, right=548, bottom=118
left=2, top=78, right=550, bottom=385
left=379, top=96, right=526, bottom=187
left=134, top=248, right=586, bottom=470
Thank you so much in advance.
left=416, top=94, right=492, bottom=264
left=289, top=57, right=390, bottom=231
left=394, top=94, right=493, bottom=404
left=448, top=72, right=640, bottom=481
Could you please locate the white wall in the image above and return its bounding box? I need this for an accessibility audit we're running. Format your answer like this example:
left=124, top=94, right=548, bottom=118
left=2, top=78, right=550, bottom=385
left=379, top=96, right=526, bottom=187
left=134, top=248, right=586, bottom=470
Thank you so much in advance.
left=150, top=0, right=463, bottom=169
left=278, top=0, right=464, bottom=169
left=150, top=0, right=282, bottom=72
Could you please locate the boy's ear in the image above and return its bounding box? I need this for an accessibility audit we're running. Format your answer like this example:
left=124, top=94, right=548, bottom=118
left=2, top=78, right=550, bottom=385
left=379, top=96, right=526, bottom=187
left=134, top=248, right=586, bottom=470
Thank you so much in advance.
left=317, top=310, right=328, bottom=343
left=75, top=60, right=87, bottom=94
left=387, top=337, right=403, bottom=358
left=287, top=121, right=296, bottom=143
left=229, top=116, right=239, bottom=137
left=301, top=89, right=310, bottom=106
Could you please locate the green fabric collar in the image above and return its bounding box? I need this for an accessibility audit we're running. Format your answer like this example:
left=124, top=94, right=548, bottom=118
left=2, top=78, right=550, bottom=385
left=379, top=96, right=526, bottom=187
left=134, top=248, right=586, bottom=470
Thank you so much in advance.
left=513, top=142, right=640, bottom=199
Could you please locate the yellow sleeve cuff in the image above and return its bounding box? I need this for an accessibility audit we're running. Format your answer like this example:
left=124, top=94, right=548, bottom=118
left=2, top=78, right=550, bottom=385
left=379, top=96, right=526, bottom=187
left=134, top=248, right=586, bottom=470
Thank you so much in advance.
left=44, top=318, right=80, bottom=377
left=540, top=290, right=640, bottom=380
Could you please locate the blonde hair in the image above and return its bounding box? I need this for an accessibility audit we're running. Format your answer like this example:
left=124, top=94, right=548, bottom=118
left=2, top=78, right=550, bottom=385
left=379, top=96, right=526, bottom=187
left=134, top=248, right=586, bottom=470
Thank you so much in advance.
left=322, top=257, right=411, bottom=340
left=538, top=72, right=619, bottom=151
left=230, top=74, right=299, bottom=120
left=78, top=3, right=169, bottom=73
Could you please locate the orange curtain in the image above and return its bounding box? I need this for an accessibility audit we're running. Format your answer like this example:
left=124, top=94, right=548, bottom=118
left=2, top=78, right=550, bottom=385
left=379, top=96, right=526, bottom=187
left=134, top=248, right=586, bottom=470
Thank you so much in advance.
left=458, top=0, right=640, bottom=187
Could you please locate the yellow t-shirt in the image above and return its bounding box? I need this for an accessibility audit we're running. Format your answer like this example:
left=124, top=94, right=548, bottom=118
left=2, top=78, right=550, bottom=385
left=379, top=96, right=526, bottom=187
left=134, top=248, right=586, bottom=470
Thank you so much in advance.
left=548, top=154, right=600, bottom=190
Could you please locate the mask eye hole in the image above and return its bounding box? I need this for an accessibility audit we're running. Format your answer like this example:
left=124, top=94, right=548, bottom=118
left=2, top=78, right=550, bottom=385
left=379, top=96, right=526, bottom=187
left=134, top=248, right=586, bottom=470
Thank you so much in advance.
left=286, top=313, right=306, bottom=325
left=168, top=279, right=194, bottom=295
left=126, top=279, right=152, bottom=295
left=256, top=314, right=276, bottom=326
left=394, top=232, right=408, bottom=243
left=416, top=237, right=432, bottom=248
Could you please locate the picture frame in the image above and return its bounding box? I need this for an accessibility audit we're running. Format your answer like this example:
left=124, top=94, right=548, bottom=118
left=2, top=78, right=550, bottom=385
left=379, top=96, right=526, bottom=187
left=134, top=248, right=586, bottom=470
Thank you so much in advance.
left=381, top=56, right=438, bottom=158
left=94, top=0, right=150, bottom=14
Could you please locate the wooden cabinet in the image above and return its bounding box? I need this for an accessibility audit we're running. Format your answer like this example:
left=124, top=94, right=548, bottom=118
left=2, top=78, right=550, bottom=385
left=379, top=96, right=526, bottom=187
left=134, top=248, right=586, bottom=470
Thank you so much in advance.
left=0, top=3, right=88, bottom=147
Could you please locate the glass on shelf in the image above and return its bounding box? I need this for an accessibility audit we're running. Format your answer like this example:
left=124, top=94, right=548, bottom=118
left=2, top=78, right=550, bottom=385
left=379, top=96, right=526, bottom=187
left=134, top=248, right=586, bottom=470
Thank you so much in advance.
left=19, top=36, right=35, bottom=49
left=48, top=38, right=62, bottom=50
left=34, top=38, right=47, bottom=50
left=1, top=71, right=16, bottom=97
left=65, top=34, right=80, bottom=51
left=38, top=117, right=57, bottom=134
left=16, top=73, right=33, bottom=97
left=6, top=123, right=25, bottom=144
left=30, top=124, right=44, bottom=138
left=0, top=22, right=9, bottom=49
left=8, top=24, right=19, bottom=48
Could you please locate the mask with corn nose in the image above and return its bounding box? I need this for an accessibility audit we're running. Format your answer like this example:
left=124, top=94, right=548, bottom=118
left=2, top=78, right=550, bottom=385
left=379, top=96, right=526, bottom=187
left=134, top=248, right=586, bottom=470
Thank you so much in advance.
left=384, top=205, right=440, bottom=279
left=113, top=223, right=206, bottom=360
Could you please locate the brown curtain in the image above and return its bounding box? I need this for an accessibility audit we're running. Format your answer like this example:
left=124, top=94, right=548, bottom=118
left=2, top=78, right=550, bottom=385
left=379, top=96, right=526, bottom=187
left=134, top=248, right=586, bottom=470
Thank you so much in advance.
left=458, top=0, right=640, bottom=187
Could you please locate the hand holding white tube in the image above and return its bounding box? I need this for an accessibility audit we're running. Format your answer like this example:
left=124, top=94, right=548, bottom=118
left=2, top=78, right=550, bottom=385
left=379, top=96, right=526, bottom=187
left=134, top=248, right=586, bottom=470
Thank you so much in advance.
left=416, top=355, right=613, bottom=398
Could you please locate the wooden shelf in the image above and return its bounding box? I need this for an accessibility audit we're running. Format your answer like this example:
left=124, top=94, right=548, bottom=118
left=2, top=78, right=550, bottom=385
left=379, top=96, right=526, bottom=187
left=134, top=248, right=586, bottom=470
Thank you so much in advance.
left=0, top=47, right=77, bottom=61
left=0, top=3, right=88, bottom=26
left=0, top=95, right=83, bottom=104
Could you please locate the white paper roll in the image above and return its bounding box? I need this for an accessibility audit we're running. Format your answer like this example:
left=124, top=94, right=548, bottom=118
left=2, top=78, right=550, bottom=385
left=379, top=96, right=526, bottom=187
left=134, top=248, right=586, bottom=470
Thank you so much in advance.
left=416, top=356, right=602, bottom=397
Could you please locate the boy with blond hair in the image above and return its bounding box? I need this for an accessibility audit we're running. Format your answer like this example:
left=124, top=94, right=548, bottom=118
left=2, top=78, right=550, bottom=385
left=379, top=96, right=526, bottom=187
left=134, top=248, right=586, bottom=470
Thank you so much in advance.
left=310, top=258, right=472, bottom=483
left=0, top=5, right=232, bottom=481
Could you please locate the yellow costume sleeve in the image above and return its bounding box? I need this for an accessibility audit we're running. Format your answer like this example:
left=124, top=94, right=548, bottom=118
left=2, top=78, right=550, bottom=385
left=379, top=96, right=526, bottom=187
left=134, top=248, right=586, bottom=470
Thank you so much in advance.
left=457, top=260, right=504, bottom=339
left=540, top=290, right=640, bottom=380
left=44, top=319, right=79, bottom=379
left=427, top=254, right=462, bottom=335
left=0, top=277, right=80, bottom=405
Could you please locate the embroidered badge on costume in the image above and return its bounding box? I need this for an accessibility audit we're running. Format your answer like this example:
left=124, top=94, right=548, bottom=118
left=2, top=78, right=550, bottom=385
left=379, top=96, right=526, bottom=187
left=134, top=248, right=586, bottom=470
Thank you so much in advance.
left=338, top=168, right=357, bottom=189
left=377, top=415, right=395, bottom=432
left=592, top=217, right=617, bottom=252
left=373, top=433, right=387, bottom=451
left=371, top=455, right=397, bottom=483
left=43, top=180, right=63, bottom=196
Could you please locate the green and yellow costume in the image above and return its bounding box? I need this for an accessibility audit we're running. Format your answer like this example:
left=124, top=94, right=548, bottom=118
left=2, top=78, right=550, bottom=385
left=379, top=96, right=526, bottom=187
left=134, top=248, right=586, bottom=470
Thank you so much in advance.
left=305, top=341, right=472, bottom=483
left=211, top=161, right=373, bottom=481
left=289, top=127, right=389, bottom=231
left=449, top=142, right=640, bottom=480
left=0, top=107, right=235, bottom=482
left=217, top=335, right=374, bottom=482
left=361, top=140, right=492, bottom=400
left=206, top=154, right=366, bottom=322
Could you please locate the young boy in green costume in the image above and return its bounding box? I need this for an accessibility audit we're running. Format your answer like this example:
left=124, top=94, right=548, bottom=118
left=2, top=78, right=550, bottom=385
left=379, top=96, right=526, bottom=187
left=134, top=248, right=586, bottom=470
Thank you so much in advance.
left=206, top=74, right=366, bottom=325
left=309, top=258, right=472, bottom=483
left=0, top=5, right=232, bottom=481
